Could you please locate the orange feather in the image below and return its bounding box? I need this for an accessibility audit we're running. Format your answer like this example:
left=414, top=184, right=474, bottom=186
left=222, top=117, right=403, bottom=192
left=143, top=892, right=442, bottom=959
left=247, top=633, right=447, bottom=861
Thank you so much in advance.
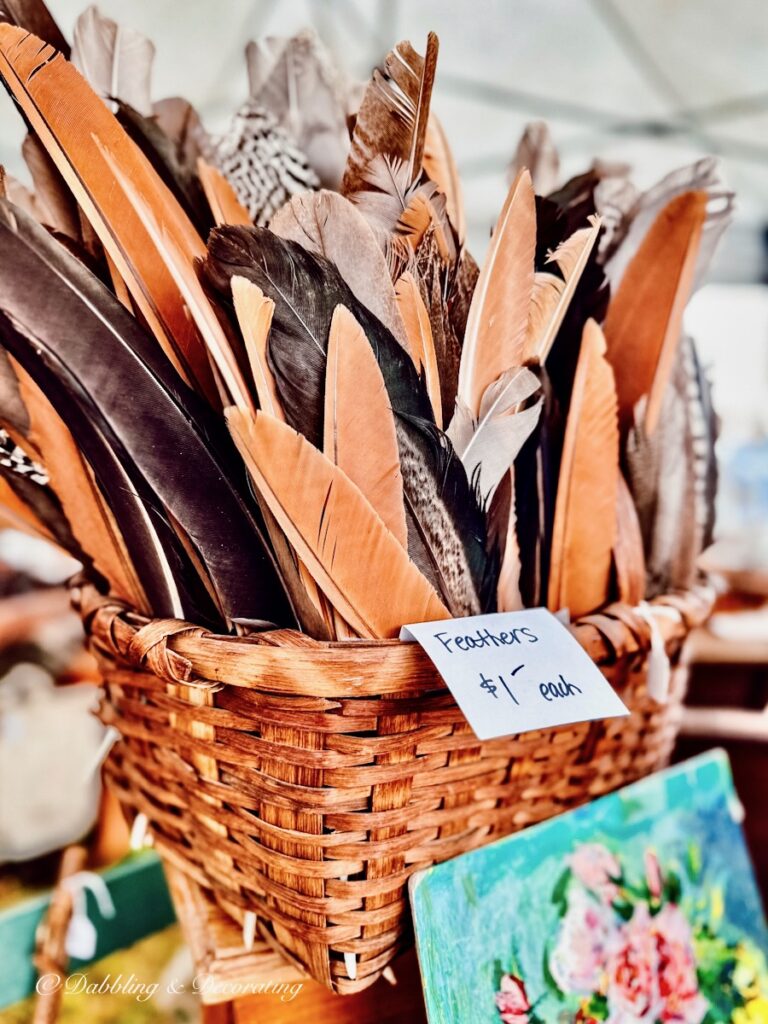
left=604, top=190, right=707, bottom=435
left=394, top=271, right=442, bottom=427
left=548, top=319, right=619, bottom=618
left=197, top=158, right=252, bottom=226
left=227, top=409, right=449, bottom=639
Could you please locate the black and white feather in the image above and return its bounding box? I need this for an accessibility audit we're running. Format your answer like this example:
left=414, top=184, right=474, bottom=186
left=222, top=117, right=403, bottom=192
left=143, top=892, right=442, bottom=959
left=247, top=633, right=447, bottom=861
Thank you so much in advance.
left=209, top=101, right=319, bottom=225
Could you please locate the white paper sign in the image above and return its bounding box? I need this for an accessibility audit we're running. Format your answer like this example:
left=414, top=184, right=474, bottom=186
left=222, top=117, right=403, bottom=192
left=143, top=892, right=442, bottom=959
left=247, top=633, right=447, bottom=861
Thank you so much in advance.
left=400, top=608, right=629, bottom=740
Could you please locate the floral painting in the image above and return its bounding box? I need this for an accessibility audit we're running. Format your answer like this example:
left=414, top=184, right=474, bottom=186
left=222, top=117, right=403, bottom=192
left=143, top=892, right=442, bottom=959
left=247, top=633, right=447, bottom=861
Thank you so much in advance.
left=410, top=751, right=768, bottom=1024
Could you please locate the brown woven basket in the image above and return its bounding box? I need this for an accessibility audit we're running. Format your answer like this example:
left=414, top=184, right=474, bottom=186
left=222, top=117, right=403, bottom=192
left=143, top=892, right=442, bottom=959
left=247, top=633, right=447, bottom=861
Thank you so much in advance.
left=73, top=580, right=713, bottom=994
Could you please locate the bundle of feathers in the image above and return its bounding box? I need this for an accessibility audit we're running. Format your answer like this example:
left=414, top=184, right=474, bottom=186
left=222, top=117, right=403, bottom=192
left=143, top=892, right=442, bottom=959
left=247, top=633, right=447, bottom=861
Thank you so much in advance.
left=0, top=4, right=729, bottom=641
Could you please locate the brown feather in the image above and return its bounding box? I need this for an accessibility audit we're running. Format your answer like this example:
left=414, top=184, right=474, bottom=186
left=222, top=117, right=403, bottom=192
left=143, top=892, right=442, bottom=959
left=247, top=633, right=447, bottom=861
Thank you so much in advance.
left=457, top=169, right=536, bottom=415
left=603, top=191, right=707, bottom=435
left=394, top=270, right=442, bottom=427
left=197, top=157, right=252, bottom=226
left=342, top=34, right=439, bottom=196
left=13, top=360, right=147, bottom=610
left=548, top=319, right=619, bottom=618
left=227, top=408, right=449, bottom=638
left=423, top=114, right=465, bottom=242
left=323, top=305, right=407, bottom=548
left=0, top=25, right=218, bottom=403
left=231, top=276, right=281, bottom=416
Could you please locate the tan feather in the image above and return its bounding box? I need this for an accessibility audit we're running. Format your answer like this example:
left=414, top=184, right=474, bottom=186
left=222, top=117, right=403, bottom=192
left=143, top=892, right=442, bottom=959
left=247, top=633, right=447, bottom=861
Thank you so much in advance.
left=524, top=215, right=601, bottom=363
left=100, top=145, right=254, bottom=413
left=0, top=25, right=218, bottom=404
left=423, top=114, right=465, bottom=242
left=548, top=319, right=619, bottom=618
left=229, top=276, right=329, bottom=631
left=394, top=270, right=442, bottom=426
left=457, top=169, right=536, bottom=416
left=197, top=158, right=252, bottom=226
left=397, top=190, right=455, bottom=262
left=497, top=478, right=523, bottom=613
left=13, top=360, right=147, bottom=610
left=324, top=305, right=407, bottom=548
left=603, top=190, right=707, bottom=435
left=614, top=470, right=646, bottom=606
left=231, top=276, right=281, bottom=417
left=227, top=409, right=449, bottom=638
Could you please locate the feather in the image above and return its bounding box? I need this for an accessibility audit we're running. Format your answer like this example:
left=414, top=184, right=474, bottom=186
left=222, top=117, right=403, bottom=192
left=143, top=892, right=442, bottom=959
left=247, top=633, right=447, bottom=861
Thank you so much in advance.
left=596, top=157, right=734, bottom=292
left=396, top=414, right=494, bottom=616
left=457, top=169, right=536, bottom=416
left=413, top=227, right=463, bottom=426
left=227, top=408, right=448, bottom=639
left=245, top=29, right=349, bottom=189
left=422, top=114, right=465, bottom=242
left=231, top=276, right=280, bottom=415
left=197, top=157, right=252, bottom=226
left=209, top=101, right=319, bottom=227
left=523, top=215, right=601, bottom=364
left=0, top=25, right=218, bottom=403
left=13, top=359, right=147, bottom=609
left=324, top=305, right=407, bottom=547
left=99, top=146, right=253, bottom=412
left=71, top=5, right=155, bottom=117
left=0, top=427, right=81, bottom=554
left=394, top=270, right=442, bottom=425
left=0, top=0, right=68, bottom=55
left=0, top=470, right=57, bottom=542
left=491, top=470, right=523, bottom=613
left=202, top=226, right=432, bottom=450
left=509, top=121, right=560, bottom=196
left=603, top=191, right=707, bottom=435
left=613, top=470, right=645, bottom=606
left=21, top=134, right=80, bottom=239
left=342, top=33, right=439, bottom=197
left=115, top=101, right=213, bottom=238
left=0, top=345, right=28, bottom=433
left=625, top=336, right=717, bottom=597
left=447, top=367, right=543, bottom=503
left=548, top=320, right=618, bottom=618
left=0, top=200, right=294, bottom=628
left=269, top=190, right=408, bottom=349
left=229, top=276, right=330, bottom=639
left=153, top=96, right=209, bottom=168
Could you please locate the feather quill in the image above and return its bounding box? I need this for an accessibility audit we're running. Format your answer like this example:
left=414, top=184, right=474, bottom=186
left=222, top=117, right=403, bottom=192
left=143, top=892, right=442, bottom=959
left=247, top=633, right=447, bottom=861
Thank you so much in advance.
left=548, top=319, right=619, bottom=618
left=324, top=305, right=407, bottom=547
left=603, top=191, right=707, bottom=435
left=457, top=169, right=536, bottom=415
left=227, top=409, right=448, bottom=638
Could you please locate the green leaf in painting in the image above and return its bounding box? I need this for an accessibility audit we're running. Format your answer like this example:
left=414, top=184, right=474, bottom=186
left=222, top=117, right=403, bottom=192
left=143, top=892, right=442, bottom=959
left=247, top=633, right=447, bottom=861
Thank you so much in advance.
left=551, top=866, right=571, bottom=913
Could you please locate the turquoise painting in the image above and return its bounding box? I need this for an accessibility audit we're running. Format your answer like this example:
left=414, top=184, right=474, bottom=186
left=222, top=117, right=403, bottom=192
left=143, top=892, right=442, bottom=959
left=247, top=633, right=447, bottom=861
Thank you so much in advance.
left=410, top=751, right=768, bottom=1024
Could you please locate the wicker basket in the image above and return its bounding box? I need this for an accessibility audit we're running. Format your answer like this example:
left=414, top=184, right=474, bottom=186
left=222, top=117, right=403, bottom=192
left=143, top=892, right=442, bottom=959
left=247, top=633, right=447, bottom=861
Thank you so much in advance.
left=73, top=580, right=713, bottom=994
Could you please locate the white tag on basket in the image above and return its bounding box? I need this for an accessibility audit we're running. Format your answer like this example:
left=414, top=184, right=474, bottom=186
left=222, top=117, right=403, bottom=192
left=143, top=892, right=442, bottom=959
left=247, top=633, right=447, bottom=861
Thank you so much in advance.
left=401, top=609, right=629, bottom=741
left=63, top=872, right=116, bottom=960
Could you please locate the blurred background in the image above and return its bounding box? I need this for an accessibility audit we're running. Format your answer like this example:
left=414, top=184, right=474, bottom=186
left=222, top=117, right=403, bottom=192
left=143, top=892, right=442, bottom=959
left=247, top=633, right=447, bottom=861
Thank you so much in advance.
left=0, top=2, right=766, bottom=1022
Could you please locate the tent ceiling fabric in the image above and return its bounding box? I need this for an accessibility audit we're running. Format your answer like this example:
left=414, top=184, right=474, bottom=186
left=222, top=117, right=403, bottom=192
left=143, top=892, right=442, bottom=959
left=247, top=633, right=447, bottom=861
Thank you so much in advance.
left=0, top=0, right=764, bottom=279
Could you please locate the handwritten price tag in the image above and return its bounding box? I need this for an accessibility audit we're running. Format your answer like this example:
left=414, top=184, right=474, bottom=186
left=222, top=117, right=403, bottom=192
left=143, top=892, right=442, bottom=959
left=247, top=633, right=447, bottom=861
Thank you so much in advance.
left=400, top=608, right=628, bottom=740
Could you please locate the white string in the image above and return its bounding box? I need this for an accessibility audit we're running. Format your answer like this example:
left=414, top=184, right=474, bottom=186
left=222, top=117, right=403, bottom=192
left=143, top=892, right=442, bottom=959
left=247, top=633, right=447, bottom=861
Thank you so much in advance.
left=635, top=602, right=681, bottom=704
left=62, top=872, right=116, bottom=960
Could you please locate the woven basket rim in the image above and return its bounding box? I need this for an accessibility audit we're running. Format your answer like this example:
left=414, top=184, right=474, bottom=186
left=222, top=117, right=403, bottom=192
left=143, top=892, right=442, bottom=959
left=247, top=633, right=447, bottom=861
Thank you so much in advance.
left=72, top=579, right=715, bottom=698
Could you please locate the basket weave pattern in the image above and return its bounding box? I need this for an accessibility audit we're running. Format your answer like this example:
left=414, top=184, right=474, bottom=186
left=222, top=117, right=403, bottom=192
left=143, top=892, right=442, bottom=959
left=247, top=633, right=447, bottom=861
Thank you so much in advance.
left=74, top=582, right=713, bottom=993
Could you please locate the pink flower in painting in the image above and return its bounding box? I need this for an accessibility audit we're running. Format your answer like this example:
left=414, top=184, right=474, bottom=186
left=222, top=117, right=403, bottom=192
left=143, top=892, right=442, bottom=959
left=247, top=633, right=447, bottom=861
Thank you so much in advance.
left=569, top=843, right=621, bottom=902
left=654, top=905, right=708, bottom=1023
left=606, top=904, right=662, bottom=1023
left=550, top=888, right=617, bottom=994
left=494, top=974, right=530, bottom=1024
left=645, top=850, right=663, bottom=901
